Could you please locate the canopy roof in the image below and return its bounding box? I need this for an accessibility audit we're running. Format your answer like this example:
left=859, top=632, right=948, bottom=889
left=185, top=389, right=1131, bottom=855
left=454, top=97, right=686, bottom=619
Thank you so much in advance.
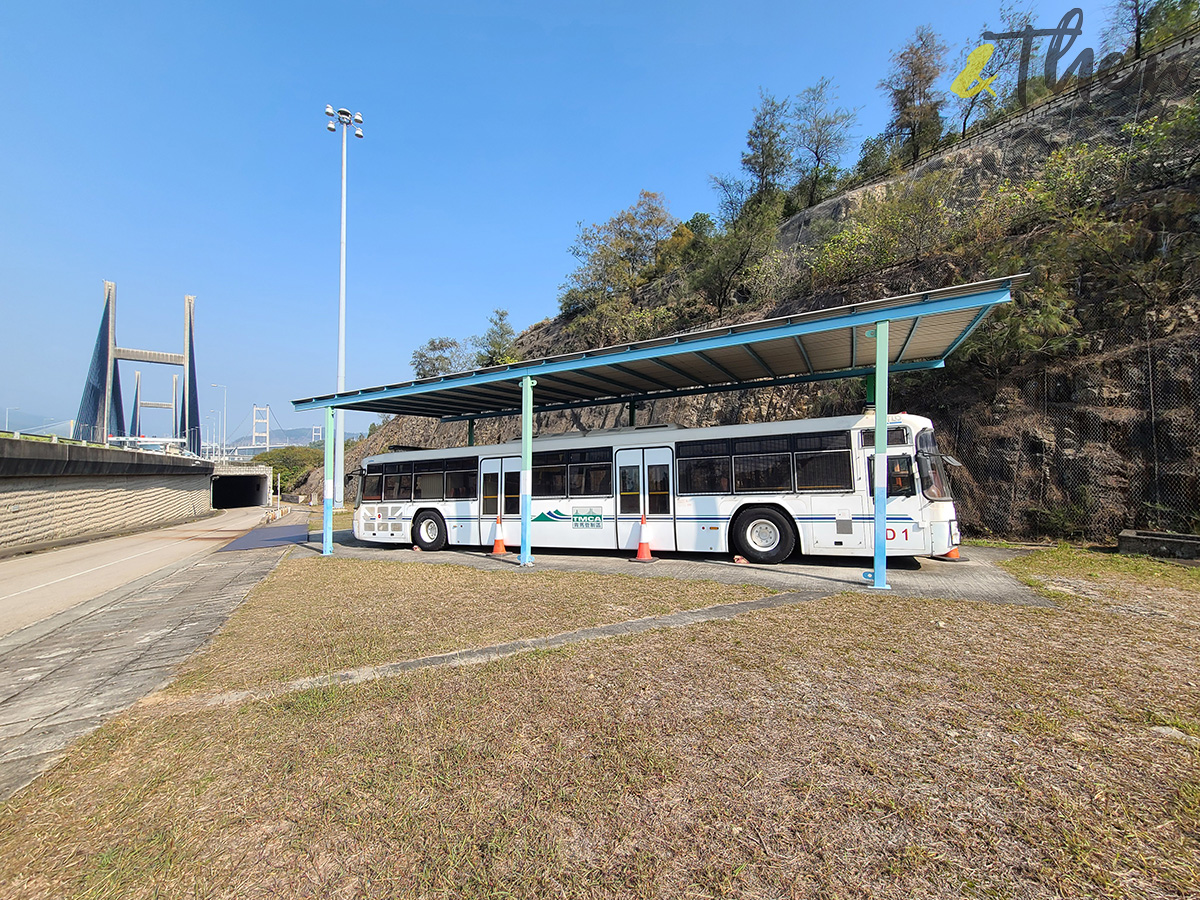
left=293, top=275, right=1027, bottom=421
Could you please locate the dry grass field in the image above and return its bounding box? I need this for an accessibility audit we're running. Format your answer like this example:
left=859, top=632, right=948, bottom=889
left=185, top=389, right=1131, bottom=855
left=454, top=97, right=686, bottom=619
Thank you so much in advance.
left=0, top=547, right=1197, bottom=899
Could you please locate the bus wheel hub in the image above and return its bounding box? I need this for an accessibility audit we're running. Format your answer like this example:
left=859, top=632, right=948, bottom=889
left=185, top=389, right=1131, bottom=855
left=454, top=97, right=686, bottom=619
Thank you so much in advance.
left=750, top=521, right=779, bottom=550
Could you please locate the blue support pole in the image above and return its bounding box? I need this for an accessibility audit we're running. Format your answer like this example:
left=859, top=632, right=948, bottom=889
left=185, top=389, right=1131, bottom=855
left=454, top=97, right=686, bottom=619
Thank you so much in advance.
left=519, top=376, right=535, bottom=566
left=323, top=405, right=335, bottom=556
left=869, top=320, right=891, bottom=590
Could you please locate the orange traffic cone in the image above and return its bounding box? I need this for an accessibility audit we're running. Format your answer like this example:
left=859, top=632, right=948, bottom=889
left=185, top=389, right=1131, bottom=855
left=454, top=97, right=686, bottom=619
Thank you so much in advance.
left=935, top=546, right=962, bottom=561
left=632, top=513, right=656, bottom=563
left=491, top=515, right=508, bottom=555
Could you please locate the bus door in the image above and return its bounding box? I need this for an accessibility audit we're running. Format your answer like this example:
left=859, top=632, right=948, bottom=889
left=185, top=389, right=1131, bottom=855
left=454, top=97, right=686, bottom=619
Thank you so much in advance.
left=479, top=458, right=504, bottom=547
left=614, top=448, right=676, bottom=552
left=498, top=456, right=523, bottom=547
left=866, top=453, right=926, bottom=553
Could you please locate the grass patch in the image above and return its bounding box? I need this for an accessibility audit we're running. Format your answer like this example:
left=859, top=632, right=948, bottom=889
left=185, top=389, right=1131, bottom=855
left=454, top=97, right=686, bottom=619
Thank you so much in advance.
left=171, top=558, right=771, bottom=693
left=3, top=585, right=1199, bottom=898
left=3, top=550, right=1199, bottom=898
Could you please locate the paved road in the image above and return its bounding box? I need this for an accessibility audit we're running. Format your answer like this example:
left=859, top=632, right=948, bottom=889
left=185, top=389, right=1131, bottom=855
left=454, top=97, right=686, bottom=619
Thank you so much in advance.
left=0, top=509, right=301, bottom=801
left=0, top=507, right=266, bottom=640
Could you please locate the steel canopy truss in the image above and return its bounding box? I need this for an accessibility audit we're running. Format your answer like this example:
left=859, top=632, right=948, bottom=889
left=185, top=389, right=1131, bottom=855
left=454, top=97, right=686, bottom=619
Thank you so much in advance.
left=296, top=275, right=1029, bottom=583
left=294, top=277, right=1024, bottom=421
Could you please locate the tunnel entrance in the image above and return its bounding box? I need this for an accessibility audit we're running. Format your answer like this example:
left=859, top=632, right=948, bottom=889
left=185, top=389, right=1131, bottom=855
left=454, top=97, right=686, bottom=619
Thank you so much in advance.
left=211, top=474, right=268, bottom=509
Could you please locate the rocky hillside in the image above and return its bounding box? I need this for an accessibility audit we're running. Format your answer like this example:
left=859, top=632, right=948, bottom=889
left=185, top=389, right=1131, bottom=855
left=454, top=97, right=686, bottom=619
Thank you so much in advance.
left=301, top=33, right=1200, bottom=540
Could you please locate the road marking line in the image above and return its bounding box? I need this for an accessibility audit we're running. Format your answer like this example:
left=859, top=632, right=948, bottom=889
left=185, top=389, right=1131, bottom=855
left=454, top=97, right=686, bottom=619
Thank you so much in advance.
left=0, top=517, right=254, bottom=603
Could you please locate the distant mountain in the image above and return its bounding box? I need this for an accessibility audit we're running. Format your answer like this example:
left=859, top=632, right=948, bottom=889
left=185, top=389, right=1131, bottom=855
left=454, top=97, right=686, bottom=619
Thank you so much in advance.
left=227, top=427, right=324, bottom=449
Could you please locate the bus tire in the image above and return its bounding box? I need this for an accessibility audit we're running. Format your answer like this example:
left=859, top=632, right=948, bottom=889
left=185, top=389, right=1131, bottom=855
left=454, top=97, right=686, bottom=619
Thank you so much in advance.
left=731, top=507, right=796, bottom=564
left=412, top=511, right=447, bottom=551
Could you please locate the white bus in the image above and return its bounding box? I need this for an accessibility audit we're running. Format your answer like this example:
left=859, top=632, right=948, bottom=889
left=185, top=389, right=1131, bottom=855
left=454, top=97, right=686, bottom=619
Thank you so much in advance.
left=349, top=412, right=962, bottom=564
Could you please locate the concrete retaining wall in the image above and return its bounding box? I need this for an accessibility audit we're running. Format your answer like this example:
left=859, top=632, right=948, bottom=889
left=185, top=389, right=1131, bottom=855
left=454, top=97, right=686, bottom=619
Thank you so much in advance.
left=0, top=437, right=215, bottom=551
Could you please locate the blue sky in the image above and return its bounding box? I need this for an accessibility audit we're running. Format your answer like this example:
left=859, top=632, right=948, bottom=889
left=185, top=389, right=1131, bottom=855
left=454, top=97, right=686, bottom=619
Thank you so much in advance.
left=0, top=0, right=1107, bottom=441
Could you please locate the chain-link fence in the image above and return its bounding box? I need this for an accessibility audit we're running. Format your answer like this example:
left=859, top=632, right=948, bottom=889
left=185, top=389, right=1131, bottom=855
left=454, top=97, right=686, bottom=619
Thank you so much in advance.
left=931, top=317, right=1199, bottom=541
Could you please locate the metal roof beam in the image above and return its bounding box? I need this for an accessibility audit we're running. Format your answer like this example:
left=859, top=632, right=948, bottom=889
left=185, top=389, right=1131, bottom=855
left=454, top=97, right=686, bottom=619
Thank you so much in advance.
left=567, top=368, right=643, bottom=393
left=439, top=359, right=945, bottom=421
left=794, top=336, right=814, bottom=374
left=694, top=351, right=740, bottom=383
left=609, top=363, right=672, bottom=390
left=942, top=305, right=998, bottom=358
left=743, top=344, right=776, bottom=377
left=652, top=358, right=704, bottom=385
left=895, top=315, right=921, bottom=363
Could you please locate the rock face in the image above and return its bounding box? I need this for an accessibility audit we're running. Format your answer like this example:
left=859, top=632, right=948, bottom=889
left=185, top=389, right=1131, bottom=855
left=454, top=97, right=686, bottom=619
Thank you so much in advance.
left=917, top=322, right=1200, bottom=539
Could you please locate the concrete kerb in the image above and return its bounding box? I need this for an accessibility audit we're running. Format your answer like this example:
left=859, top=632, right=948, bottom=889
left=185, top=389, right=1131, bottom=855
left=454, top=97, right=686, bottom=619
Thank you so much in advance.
left=186, top=590, right=829, bottom=710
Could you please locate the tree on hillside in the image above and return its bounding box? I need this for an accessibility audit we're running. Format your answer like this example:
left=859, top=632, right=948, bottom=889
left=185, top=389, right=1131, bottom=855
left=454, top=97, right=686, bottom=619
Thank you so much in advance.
left=558, top=190, right=678, bottom=316
left=791, top=78, right=858, bottom=207
left=410, top=337, right=473, bottom=378
left=880, top=25, right=948, bottom=164
left=472, top=308, right=520, bottom=367
left=1104, top=0, right=1153, bottom=58
left=251, top=446, right=324, bottom=493
left=741, top=90, right=793, bottom=197
left=695, top=189, right=785, bottom=315
left=851, top=132, right=902, bottom=179
left=949, top=3, right=1036, bottom=137
left=1141, top=0, right=1200, bottom=48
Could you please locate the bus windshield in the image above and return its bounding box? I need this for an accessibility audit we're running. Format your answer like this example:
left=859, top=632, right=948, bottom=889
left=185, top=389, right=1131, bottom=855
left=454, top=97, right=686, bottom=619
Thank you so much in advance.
left=915, top=429, right=953, bottom=501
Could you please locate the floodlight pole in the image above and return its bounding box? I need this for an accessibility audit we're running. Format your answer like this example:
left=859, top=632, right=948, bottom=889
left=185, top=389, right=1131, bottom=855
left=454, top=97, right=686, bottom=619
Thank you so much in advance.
left=325, top=104, right=364, bottom=509
left=323, top=405, right=335, bottom=556
left=519, top=376, right=535, bottom=566
left=869, top=320, right=891, bottom=590
left=335, top=117, right=347, bottom=508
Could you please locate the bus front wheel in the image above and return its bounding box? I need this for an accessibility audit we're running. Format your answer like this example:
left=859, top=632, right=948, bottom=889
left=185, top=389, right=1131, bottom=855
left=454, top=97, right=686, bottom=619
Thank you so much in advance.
left=732, top=507, right=796, bottom=564
left=412, top=511, right=447, bottom=551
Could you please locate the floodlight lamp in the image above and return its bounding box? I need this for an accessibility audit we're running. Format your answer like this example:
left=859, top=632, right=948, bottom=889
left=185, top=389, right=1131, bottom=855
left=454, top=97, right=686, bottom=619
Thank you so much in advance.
left=337, top=108, right=351, bottom=119
left=354, top=127, right=363, bottom=138
left=327, top=120, right=336, bottom=132
left=325, top=104, right=335, bottom=117
left=353, top=112, right=362, bottom=124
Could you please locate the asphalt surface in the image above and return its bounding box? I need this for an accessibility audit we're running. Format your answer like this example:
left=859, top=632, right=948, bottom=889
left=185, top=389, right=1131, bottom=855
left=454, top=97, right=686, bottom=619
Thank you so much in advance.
left=0, top=509, right=293, bottom=801
left=0, top=507, right=268, bottom=639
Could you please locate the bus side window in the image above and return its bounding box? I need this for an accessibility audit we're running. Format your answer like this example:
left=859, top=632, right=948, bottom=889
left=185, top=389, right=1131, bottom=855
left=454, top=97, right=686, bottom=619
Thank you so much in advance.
left=446, top=470, right=477, bottom=499
left=414, top=472, right=444, bottom=500
left=619, top=465, right=640, bottom=514
left=482, top=472, right=499, bottom=516
left=867, top=455, right=917, bottom=498
left=503, top=471, right=520, bottom=515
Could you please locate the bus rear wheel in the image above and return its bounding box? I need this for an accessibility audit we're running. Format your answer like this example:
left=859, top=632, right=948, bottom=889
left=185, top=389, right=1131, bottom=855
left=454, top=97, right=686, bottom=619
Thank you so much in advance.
left=412, top=511, right=447, bottom=551
left=732, top=507, right=796, bottom=564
